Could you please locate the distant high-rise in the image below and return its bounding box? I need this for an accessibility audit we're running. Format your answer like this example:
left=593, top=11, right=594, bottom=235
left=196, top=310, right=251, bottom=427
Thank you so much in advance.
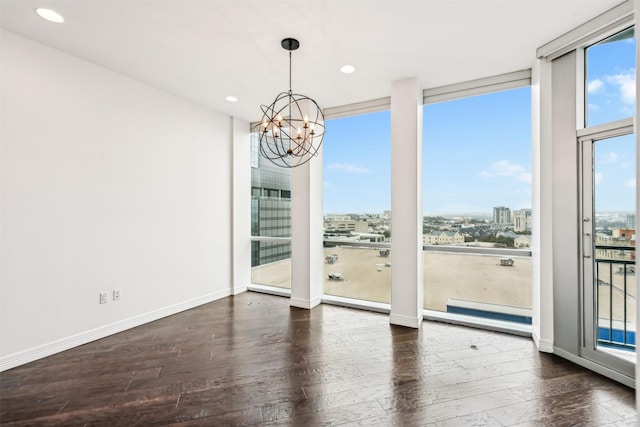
left=250, top=135, right=292, bottom=267
left=626, top=213, right=636, bottom=229
left=513, top=209, right=532, bottom=232
left=493, top=206, right=511, bottom=224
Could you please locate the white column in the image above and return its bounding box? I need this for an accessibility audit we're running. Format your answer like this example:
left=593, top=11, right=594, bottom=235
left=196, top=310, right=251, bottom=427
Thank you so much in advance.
left=231, top=118, right=251, bottom=295
left=531, top=60, right=554, bottom=352
left=290, top=148, right=324, bottom=309
left=390, top=78, right=423, bottom=328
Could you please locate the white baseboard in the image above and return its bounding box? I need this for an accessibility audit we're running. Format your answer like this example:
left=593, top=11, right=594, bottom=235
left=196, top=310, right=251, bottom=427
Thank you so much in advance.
left=248, top=284, right=291, bottom=297
left=310, top=296, right=322, bottom=308
left=0, top=289, right=230, bottom=372
left=290, top=296, right=322, bottom=309
left=532, top=332, right=554, bottom=353
left=553, top=347, right=635, bottom=389
left=390, top=313, right=422, bottom=329
left=232, top=285, right=248, bottom=295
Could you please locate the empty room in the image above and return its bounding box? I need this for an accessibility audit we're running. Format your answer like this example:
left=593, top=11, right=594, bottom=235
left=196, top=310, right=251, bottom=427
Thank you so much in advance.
left=1, top=0, right=639, bottom=425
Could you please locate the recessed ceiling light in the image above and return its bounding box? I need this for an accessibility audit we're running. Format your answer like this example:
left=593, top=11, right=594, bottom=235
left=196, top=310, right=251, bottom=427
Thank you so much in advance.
left=340, top=65, right=355, bottom=74
left=225, top=96, right=238, bottom=102
left=35, top=8, right=64, bottom=24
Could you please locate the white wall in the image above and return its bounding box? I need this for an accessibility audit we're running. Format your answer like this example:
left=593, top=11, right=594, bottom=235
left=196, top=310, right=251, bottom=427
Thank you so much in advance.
left=232, top=117, right=251, bottom=295
left=0, top=30, right=233, bottom=369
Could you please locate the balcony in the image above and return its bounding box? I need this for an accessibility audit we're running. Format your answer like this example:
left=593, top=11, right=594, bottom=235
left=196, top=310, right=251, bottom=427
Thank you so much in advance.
left=595, top=245, right=636, bottom=353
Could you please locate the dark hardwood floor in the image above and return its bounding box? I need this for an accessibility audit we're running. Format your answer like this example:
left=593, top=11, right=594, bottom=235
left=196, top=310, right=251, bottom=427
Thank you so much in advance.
left=0, top=292, right=636, bottom=426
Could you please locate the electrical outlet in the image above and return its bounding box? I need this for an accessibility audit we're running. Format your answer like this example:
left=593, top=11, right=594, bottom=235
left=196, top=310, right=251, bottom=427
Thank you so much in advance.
left=113, top=290, right=121, bottom=301
left=100, top=292, right=108, bottom=304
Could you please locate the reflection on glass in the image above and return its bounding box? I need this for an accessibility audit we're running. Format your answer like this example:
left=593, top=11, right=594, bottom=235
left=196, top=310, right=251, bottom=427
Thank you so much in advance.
left=586, top=27, right=636, bottom=127
left=423, top=251, right=532, bottom=322
left=593, top=134, right=636, bottom=351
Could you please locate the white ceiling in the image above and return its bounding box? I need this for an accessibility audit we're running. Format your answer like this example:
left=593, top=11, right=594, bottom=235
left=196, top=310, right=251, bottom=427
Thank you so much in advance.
left=0, top=0, right=623, bottom=122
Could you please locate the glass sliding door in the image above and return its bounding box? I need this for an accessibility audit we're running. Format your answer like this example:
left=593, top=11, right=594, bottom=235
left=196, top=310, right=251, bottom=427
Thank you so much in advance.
left=579, top=25, right=636, bottom=375
left=580, top=128, right=636, bottom=375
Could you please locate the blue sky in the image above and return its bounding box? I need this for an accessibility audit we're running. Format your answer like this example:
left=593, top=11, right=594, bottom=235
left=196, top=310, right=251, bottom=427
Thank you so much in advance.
left=588, top=31, right=636, bottom=212
left=323, top=32, right=635, bottom=216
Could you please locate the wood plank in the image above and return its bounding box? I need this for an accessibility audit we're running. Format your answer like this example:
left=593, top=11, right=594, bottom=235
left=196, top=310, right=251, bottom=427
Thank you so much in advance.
left=0, top=292, right=635, bottom=425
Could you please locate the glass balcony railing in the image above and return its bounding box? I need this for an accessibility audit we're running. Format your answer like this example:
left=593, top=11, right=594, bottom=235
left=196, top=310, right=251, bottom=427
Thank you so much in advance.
left=595, top=245, right=636, bottom=352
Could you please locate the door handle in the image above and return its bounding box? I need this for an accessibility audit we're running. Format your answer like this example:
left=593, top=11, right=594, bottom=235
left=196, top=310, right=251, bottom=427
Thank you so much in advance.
left=584, top=232, right=591, bottom=258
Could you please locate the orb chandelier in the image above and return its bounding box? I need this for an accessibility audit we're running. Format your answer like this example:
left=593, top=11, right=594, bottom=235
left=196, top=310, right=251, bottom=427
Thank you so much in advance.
left=257, top=38, right=325, bottom=168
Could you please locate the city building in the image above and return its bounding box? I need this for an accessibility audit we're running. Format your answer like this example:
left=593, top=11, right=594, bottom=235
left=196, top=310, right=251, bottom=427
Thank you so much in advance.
left=493, top=206, right=512, bottom=224
left=626, top=213, right=636, bottom=228
left=324, top=214, right=352, bottom=221
left=614, top=228, right=636, bottom=240
left=324, top=220, right=368, bottom=234
left=423, top=231, right=465, bottom=245
left=513, top=208, right=533, bottom=232
left=1, top=1, right=637, bottom=424
left=595, top=227, right=637, bottom=261
left=251, top=135, right=292, bottom=267
left=354, top=233, right=386, bottom=243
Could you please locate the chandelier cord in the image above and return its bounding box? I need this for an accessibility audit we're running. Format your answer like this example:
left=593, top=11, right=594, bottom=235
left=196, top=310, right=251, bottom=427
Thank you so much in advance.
left=288, top=50, right=292, bottom=93
left=288, top=50, right=292, bottom=153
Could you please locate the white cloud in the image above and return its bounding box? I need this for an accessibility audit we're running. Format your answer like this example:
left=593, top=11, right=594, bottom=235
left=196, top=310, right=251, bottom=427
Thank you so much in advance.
left=482, top=160, right=524, bottom=176
left=517, top=172, right=532, bottom=183
left=626, top=179, right=636, bottom=189
left=481, top=160, right=530, bottom=182
left=587, top=79, right=603, bottom=94
left=594, top=172, right=603, bottom=185
left=606, top=70, right=636, bottom=105
left=600, top=152, right=619, bottom=164
left=327, top=163, right=371, bottom=174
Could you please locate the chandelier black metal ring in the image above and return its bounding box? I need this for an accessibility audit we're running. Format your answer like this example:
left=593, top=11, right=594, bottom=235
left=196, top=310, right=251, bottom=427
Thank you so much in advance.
left=257, top=38, right=325, bottom=168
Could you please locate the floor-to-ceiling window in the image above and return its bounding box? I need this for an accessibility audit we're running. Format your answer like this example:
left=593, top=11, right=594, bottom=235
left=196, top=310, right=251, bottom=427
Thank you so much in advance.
left=323, top=110, right=392, bottom=304
left=250, top=132, right=292, bottom=289
left=422, top=78, right=533, bottom=328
